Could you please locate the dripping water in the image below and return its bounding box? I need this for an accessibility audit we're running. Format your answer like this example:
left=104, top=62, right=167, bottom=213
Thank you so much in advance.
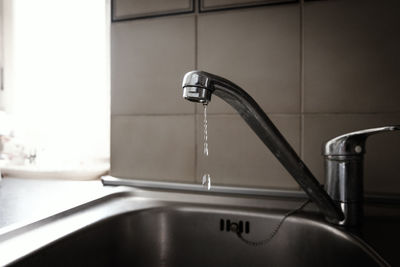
left=202, top=104, right=211, bottom=190
left=203, top=103, right=208, bottom=156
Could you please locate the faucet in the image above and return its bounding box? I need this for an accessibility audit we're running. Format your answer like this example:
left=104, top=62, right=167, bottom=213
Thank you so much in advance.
left=182, top=70, right=399, bottom=227
left=182, top=70, right=344, bottom=224
left=324, top=126, right=400, bottom=226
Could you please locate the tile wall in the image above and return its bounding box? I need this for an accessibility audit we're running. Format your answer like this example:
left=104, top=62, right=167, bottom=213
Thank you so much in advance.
left=111, top=0, right=400, bottom=194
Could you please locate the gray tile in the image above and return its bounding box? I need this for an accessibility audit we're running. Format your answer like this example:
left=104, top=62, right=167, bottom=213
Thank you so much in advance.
left=196, top=114, right=300, bottom=189
left=111, top=15, right=196, bottom=115
left=303, top=114, right=400, bottom=194
left=304, top=0, right=400, bottom=113
left=198, top=5, right=300, bottom=114
left=113, top=0, right=192, bottom=20
left=111, top=115, right=195, bottom=182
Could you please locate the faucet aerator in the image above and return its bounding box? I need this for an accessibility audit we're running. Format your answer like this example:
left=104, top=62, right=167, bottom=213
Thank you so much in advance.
left=182, top=86, right=211, bottom=104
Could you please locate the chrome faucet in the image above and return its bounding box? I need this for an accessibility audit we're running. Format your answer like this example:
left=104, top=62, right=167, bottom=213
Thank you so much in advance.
left=324, top=126, right=400, bottom=226
left=182, top=70, right=399, bottom=227
left=182, top=70, right=344, bottom=224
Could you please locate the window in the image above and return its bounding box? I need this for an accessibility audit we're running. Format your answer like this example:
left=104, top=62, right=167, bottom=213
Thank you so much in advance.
left=1, top=0, right=110, bottom=178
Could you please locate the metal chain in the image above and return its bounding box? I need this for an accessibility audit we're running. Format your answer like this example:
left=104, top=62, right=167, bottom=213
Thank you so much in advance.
left=236, top=199, right=311, bottom=246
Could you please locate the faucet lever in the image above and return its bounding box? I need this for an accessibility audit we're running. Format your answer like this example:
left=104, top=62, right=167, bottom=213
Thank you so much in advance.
left=324, top=126, right=400, bottom=157
left=324, top=125, right=400, bottom=226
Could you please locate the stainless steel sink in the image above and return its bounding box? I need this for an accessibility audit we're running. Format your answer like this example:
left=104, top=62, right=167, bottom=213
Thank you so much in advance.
left=0, top=186, right=390, bottom=267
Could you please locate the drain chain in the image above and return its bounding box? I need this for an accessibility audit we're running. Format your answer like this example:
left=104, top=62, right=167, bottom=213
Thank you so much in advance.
left=236, top=199, right=311, bottom=247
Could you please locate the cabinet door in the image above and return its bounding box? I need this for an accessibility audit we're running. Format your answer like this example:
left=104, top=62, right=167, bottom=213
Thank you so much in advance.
left=112, top=0, right=194, bottom=21
left=200, top=0, right=296, bottom=12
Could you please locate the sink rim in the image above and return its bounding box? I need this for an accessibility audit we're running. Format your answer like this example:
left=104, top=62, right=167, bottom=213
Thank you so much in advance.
left=0, top=187, right=390, bottom=266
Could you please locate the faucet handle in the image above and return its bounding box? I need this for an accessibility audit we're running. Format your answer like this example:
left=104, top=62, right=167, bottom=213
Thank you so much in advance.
left=324, top=125, right=400, bottom=226
left=324, top=125, right=400, bottom=157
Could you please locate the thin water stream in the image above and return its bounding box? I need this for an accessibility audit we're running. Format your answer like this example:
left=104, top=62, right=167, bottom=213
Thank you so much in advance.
left=202, top=104, right=211, bottom=190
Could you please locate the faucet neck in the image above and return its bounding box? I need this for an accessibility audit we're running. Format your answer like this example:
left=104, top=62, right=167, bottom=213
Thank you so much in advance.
left=183, top=71, right=344, bottom=223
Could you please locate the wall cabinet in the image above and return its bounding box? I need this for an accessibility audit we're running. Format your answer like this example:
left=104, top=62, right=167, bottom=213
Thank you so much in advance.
left=112, top=0, right=193, bottom=21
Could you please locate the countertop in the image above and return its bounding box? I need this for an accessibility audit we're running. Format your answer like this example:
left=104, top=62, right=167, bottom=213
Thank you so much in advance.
left=0, top=177, right=115, bottom=231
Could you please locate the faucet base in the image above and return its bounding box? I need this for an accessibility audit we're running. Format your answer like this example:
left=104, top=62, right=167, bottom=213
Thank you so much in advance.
left=326, top=201, right=364, bottom=226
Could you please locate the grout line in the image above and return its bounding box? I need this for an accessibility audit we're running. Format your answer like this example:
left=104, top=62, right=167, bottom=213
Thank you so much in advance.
left=194, top=112, right=198, bottom=183
left=194, top=10, right=198, bottom=68
left=201, top=113, right=302, bottom=117
left=300, top=0, right=305, bottom=161
left=110, top=111, right=400, bottom=117
left=298, top=0, right=305, bottom=192
left=111, top=113, right=198, bottom=117
left=193, top=10, right=199, bottom=183
left=301, top=112, right=400, bottom=116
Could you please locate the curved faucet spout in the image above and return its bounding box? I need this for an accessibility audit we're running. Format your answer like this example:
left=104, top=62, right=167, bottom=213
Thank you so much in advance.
left=182, top=70, right=344, bottom=223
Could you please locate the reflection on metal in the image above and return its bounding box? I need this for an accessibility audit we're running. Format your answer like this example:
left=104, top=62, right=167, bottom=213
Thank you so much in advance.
left=102, top=176, right=307, bottom=198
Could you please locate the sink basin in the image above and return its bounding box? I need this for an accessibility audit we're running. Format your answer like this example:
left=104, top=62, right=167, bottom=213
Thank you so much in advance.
left=0, top=189, right=389, bottom=266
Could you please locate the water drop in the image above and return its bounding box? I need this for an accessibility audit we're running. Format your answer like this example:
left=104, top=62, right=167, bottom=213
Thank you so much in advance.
left=204, top=142, right=208, bottom=156
left=202, top=173, right=211, bottom=191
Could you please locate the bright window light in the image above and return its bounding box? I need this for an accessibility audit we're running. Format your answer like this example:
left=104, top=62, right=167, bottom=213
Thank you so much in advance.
left=3, top=0, right=109, bottom=174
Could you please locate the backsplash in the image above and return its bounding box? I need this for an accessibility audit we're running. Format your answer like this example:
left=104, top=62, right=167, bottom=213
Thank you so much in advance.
left=111, top=0, right=400, bottom=194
